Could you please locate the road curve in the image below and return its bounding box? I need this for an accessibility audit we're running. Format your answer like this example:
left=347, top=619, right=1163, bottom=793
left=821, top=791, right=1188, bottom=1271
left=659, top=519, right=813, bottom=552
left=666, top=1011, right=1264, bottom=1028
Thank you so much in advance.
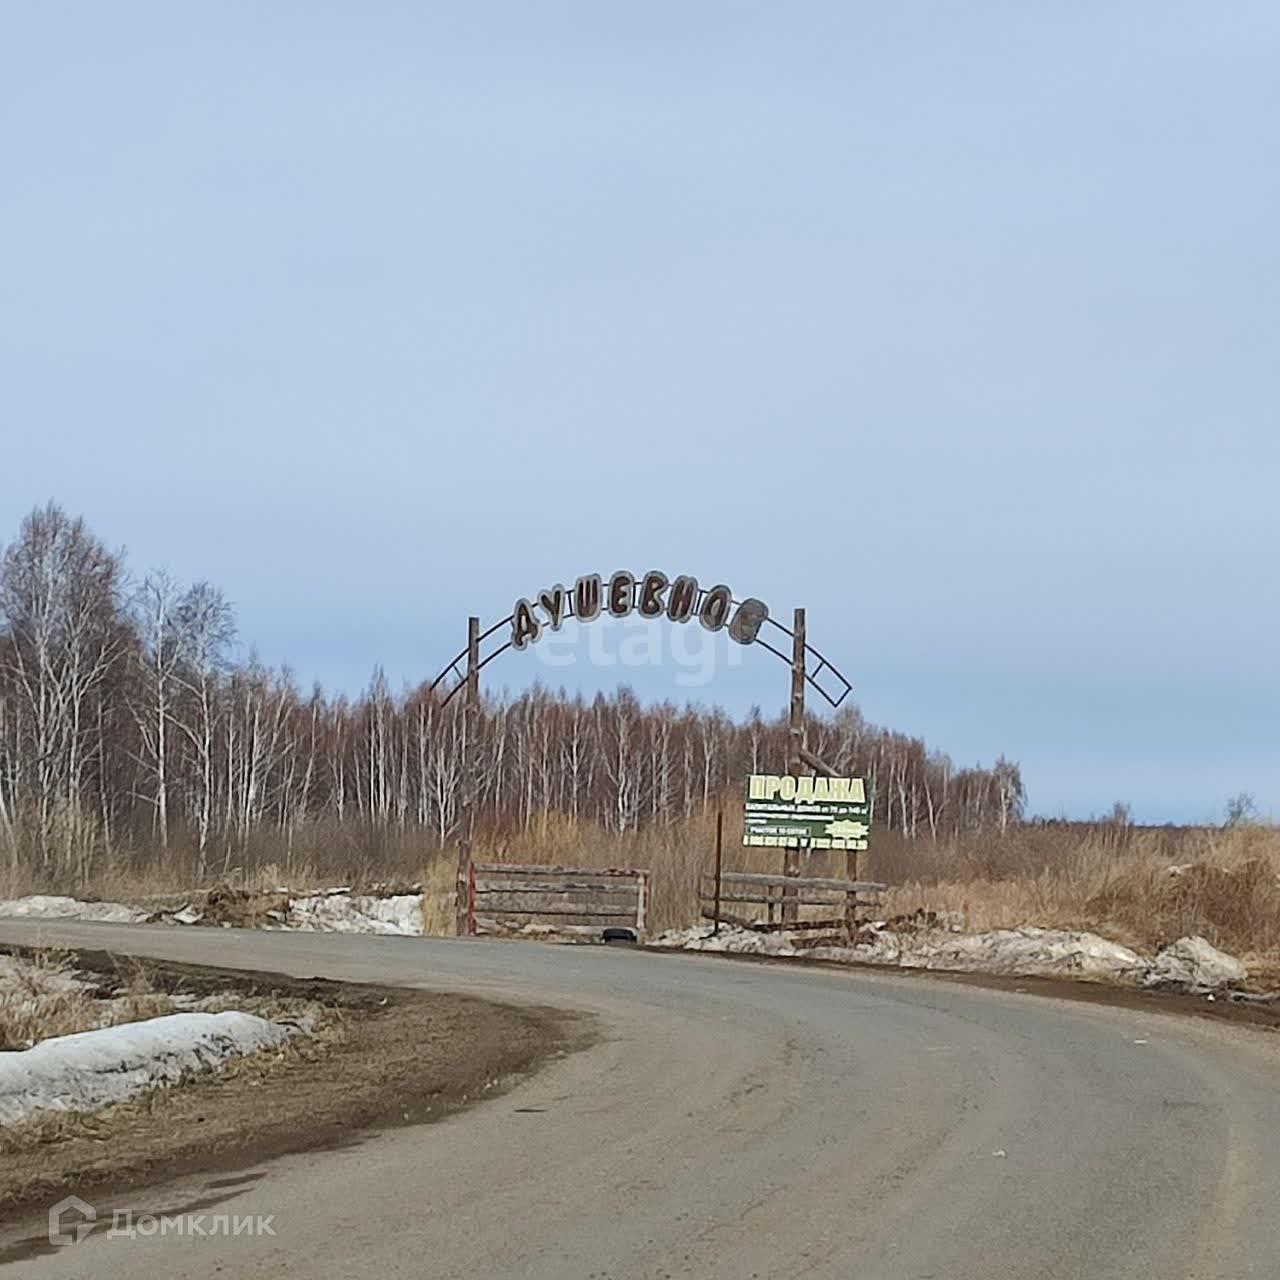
left=2, top=922, right=1280, bottom=1280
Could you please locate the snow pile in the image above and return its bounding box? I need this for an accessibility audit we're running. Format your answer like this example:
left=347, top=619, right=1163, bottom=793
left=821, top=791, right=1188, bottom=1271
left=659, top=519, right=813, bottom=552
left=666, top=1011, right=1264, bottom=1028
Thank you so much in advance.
left=283, top=891, right=424, bottom=936
left=652, top=923, right=1144, bottom=978
left=652, top=925, right=799, bottom=957
left=0, top=889, right=427, bottom=936
left=853, top=926, right=1147, bottom=980
left=653, top=923, right=1249, bottom=991
left=0, top=1011, right=297, bottom=1125
left=1144, top=936, right=1248, bottom=993
left=0, top=896, right=149, bottom=925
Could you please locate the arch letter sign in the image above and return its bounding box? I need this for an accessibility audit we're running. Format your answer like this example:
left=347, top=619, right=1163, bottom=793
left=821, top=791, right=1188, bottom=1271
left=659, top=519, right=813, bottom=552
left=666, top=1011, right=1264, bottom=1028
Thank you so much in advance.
left=428, top=569, right=852, bottom=710
left=511, top=571, right=770, bottom=651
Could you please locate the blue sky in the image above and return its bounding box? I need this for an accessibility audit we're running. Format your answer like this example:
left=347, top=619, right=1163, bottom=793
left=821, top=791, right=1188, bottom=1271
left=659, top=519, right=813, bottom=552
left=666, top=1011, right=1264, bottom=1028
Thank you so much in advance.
left=2, top=3, right=1277, bottom=822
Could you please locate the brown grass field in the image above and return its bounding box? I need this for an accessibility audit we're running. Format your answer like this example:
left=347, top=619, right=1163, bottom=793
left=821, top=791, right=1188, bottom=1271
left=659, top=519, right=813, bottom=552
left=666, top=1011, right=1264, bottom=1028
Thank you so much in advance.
left=5, top=804, right=1278, bottom=978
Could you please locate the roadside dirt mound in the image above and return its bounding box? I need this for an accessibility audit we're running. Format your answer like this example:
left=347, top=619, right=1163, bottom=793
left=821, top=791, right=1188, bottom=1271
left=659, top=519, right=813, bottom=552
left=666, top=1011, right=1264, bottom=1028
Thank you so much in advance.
left=200, top=886, right=290, bottom=928
left=0, top=947, right=587, bottom=1231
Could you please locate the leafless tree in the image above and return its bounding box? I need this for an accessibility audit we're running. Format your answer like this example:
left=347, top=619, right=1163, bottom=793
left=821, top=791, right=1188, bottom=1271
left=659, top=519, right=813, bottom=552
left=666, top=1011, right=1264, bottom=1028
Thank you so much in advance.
left=130, top=569, right=183, bottom=848
left=0, top=502, right=1029, bottom=888
left=0, top=504, right=126, bottom=876
left=171, top=581, right=235, bottom=876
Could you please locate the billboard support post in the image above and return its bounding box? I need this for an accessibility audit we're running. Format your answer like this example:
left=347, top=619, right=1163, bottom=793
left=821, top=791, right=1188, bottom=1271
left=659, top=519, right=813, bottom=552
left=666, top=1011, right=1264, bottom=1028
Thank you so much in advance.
left=455, top=615, right=480, bottom=937
left=783, top=608, right=805, bottom=927
left=713, top=809, right=724, bottom=936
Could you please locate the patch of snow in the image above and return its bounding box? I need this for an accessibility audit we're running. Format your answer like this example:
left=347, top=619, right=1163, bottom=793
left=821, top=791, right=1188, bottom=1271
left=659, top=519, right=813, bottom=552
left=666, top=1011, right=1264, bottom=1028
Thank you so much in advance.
left=0, top=1011, right=297, bottom=1125
left=0, top=895, right=149, bottom=925
left=874, top=927, right=1146, bottom=981
left=650, top=926, right=798, bottom=957
left=0, top=889, right=427, bottom=936
left=1144, top=936, right=1247, bottom=993
left=655, top=924, right=1151, bottom=984
left=825, top=929, right=903, bottom=966
left=284, top=892, right=423, bottom=936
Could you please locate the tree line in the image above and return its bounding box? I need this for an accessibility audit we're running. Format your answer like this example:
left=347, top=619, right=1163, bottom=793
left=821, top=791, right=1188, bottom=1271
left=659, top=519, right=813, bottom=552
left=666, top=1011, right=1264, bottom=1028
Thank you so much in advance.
left=0, top=503, right=1025, bottom=885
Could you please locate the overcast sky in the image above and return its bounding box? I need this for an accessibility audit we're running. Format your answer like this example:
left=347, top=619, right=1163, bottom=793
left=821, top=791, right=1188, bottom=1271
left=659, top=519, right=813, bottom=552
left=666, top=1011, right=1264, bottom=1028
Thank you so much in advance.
left=2, top=3, right=1277, bottom=823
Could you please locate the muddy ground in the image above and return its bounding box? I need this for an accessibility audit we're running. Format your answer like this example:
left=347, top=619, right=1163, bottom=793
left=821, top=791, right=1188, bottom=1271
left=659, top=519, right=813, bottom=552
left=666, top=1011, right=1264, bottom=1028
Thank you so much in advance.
left=0, top=945, right=587, bottom=1222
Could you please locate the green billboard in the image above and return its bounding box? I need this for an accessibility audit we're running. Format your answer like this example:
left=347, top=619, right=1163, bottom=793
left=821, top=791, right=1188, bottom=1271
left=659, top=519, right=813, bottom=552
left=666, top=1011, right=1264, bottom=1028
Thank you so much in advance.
left=743, top=773, right=871, bottom=850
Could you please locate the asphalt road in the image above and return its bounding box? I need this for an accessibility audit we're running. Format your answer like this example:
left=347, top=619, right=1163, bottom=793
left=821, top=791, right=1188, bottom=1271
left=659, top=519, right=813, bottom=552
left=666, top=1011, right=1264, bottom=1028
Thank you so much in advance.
left=2, top=922, right=1280, bottom=1279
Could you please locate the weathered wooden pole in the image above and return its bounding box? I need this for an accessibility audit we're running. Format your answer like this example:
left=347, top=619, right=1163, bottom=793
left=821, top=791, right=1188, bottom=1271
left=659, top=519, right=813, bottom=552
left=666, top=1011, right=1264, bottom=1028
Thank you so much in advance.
left=845, top=846, right=859, bottom=941
left=783, top=607, right=805, bottom=926
left=455, top=615, right=480, bottom=937
left=713, top=809, right=724, bottom=935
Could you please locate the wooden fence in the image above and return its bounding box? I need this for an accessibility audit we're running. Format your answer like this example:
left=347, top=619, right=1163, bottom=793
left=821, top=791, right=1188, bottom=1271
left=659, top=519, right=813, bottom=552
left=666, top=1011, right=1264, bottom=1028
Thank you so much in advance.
left=700, top=870, right=885, bottom=938
left=468, top=862, right=649, bottom=939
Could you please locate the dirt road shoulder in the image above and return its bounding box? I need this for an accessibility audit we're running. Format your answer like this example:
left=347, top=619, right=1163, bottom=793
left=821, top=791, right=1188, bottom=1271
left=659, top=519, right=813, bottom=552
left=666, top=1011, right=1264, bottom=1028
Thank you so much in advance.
left=0, top=945, right=589, bottom=1223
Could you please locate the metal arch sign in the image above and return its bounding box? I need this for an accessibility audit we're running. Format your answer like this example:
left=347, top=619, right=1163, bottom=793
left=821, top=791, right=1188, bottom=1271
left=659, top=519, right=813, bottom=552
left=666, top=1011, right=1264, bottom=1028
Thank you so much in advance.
left=511, top=571, right=769, bottom=652
left=427, top=568, right=853, bottom=710
left=434, top=572, right=861, bottom=936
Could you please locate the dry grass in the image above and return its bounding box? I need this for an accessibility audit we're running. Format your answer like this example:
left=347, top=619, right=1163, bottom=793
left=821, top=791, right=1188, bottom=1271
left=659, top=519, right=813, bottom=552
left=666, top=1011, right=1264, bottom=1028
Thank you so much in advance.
left=0, top=819, right=444, bottom=904
left=876, top=824, right=1280, bottom=964
left=419, top=857, right=457, bottom=935
left=6, top=802, right=1279, bottom=971
left=0, top=805, right=850, bottom=936
left=0, top=949, right=185, bottom=1049
left=0, top=948, right=98, bottom=1049
left=0, top=997, right=344, bottom=1159
left=110, top=954, right=180, bottom=1023
left=0, top=946, right=337, bottom=1059
left=449, top=811, right=1280, bottom=967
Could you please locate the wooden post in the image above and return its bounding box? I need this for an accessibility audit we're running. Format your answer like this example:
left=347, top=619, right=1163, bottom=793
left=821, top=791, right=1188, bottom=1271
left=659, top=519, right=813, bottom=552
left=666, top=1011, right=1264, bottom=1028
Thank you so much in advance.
left=713, top=809, right=723, bottom=935
left=844, top=846, right=859, bottom=941
left=787, top=607, right=806, bottom=777
left=782, top=607, right=805, bottom=926
left=455, top=615, right=480, bottom=937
